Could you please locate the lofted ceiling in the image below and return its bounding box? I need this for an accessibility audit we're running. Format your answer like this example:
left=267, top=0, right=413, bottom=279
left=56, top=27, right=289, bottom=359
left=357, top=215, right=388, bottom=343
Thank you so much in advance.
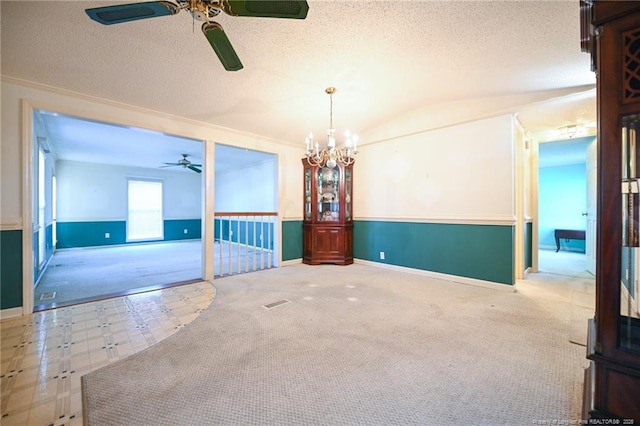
left=2, top=0, right=597, bottom=168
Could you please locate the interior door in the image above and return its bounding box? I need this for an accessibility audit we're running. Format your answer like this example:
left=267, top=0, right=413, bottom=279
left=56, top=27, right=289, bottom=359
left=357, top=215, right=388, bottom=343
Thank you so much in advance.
left=586, top=137, right=597, bottom=275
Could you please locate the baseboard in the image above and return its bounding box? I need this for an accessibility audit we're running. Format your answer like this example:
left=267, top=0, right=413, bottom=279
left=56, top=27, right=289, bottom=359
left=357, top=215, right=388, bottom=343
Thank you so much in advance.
left=55, top=238, right=203, bottom=251
left=0, top=307, right=24, bottom=321
left=539, top=245, right=586, bottom=254
left=354, top=259, right=515, bottom=292
left=281, top=258, right=302, bottom=267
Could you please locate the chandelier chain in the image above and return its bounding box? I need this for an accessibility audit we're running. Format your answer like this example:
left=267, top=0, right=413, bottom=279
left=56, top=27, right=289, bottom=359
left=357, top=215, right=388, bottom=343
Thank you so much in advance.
left=329, top=91, right=333, bottom=130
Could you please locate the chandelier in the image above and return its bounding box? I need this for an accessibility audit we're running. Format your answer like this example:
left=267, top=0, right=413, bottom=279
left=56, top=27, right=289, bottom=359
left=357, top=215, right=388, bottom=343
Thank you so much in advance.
left=305, top=87, right=358, bottom=168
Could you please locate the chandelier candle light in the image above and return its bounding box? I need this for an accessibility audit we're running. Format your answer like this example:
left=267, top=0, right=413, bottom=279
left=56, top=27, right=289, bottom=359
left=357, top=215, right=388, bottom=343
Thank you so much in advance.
left=305, top=87, right=358, bottom=168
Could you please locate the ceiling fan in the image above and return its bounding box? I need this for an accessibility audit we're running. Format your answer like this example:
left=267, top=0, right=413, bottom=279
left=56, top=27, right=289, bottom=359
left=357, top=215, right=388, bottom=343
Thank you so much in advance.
left=161, top=154, right=202, bottom=173
left=85, top=0, right=309, bottom=71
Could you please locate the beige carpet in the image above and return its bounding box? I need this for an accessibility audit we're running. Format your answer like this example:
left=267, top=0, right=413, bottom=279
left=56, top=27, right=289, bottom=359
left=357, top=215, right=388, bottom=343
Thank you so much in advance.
left=35, top=240, right=270, bottom=309
left=82, top=263, right=592, bottom=425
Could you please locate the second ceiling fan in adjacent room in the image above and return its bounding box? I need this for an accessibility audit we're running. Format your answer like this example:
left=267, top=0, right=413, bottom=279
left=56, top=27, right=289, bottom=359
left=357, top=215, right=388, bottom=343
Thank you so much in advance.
left=161, top=153, right=202, bottom=173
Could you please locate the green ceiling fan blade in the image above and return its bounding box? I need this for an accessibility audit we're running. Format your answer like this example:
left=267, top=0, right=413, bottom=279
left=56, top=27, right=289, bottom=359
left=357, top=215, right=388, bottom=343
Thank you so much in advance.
left=221, top=0, right=309, bottom=19
left=202, top=22, right=243, bottom=72
left=188, top=165, right=202, bottom=173
left=86, top=1, right=179, bottom=25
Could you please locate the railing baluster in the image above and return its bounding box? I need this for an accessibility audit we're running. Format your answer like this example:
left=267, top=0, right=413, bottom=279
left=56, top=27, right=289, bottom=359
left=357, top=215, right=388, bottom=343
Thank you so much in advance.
left=237, top=216, right=241, bottom=274
left=268, top=215, right=272, bottom=268
left=261, top=216, right=265, bottom=269
left=217, top=217, right=222, bottom=276
left=214, top=212, right=277, bottom=277
left=252, top=217, right=257, bottom=272
left=244, top=217, right=249, bottom=274
left=231, top=216, right=235, bottom=275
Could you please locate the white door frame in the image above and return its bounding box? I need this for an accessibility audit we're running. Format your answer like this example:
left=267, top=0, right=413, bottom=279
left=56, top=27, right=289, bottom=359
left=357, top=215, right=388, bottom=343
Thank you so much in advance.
left=21, top=99, right=213, bottom=315
left=586, top=138, right=597, bottom=275
left=514, top=119, right=526, bottom=279
left=21, top=100, right=35, bottom=315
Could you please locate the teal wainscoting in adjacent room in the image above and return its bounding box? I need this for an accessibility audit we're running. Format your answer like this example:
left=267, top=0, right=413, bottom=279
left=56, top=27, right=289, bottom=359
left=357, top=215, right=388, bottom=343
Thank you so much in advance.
left=164, top=219, right=202, bottom=240
left=46, top=223, right=54, bottom=261
left=353, top=220, right=515, bottom=285
left=33, top=229, right=40, bottom=282
left=57, top=219, right=203, bottom=248
left=214, top=218, right=275, bottom=250
left=57, top=221, right=127, bottom=248
left=1, top=230, right=23, bottom=310
left=282, top=220, right=303, bottom=261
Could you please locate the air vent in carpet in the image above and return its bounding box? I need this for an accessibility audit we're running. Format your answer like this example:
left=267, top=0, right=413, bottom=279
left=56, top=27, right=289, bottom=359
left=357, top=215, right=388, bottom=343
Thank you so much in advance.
left=263, top=299, right=291, bottom=309
left=40, top=292, right=56, bottom=300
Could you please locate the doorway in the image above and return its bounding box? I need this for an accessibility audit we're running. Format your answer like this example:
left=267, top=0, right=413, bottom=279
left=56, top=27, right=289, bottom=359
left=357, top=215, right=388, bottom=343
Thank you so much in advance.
left=31, top=109, right=205, bottom=310
left=538, top=136, right=595, bottom=277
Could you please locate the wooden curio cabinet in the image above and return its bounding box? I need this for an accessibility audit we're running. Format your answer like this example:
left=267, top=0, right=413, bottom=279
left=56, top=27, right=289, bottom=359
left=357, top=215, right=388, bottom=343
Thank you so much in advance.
left=581, top=1, right=640, bottom=421
left=301, top=159, right=353, bottom=265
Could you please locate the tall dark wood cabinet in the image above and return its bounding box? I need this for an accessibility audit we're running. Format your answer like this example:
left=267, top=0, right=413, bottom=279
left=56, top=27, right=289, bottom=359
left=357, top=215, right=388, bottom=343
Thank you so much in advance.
left=581, top=1, right=640, bottom=421
left=301, top=159, right=353, bottom=265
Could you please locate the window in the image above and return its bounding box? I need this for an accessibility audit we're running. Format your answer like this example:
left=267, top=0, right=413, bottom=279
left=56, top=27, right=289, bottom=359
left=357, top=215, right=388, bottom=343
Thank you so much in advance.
left=127, top=180, right=163, bottom=241
left=52, top=175, right=57, bottom=246
left=38, top=147, right=46, bottom=268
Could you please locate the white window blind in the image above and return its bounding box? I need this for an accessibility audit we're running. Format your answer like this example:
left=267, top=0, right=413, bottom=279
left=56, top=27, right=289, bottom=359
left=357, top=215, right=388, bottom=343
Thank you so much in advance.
left=127, top=180, right=163, bottom=241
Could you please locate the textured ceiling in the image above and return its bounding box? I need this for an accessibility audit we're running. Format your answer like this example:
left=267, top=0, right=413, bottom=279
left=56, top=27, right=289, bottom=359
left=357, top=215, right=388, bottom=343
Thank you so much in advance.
left=2, top=0, right=596, bottom=166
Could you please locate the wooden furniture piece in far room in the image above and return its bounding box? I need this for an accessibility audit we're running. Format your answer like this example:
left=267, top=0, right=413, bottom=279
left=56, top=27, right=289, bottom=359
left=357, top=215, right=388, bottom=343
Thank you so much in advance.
left=302, top=159, right=353, bottom=265
left=581, top=1, right=640, bottom=422
left=554, top=229, right=586, bottom=252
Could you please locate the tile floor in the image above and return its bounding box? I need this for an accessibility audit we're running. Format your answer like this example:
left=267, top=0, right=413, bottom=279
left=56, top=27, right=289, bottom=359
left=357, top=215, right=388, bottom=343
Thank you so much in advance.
left=0, top=281, right=215, bottom=426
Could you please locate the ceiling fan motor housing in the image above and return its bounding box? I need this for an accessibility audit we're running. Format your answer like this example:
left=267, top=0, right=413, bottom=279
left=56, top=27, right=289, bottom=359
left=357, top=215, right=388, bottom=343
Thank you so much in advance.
left=185, top=2, right=221, bottom=21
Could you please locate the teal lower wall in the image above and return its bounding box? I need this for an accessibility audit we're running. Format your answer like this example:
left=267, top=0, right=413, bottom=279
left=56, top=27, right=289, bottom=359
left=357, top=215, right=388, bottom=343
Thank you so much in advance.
left=525, top=222, right=533, bottom=270
left=282, top=220, right=303, bottom=261
left=57, top=219, right=202, bottom=248
left=163, top=219, right=201, bottom=240
left=57, top=221, right=127, bottom=248
left=1, top=230, right=23, bottom=310
left=353, top=220, right=515, bottom=285
left=33, top=230, right=39, bottom=282
left=214, top=218, right=274, bottom=250
left=46, top=224, right=54, bottom=261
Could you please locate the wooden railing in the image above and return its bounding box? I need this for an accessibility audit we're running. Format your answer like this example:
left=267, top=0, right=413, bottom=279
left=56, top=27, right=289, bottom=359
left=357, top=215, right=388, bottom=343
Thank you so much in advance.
left=213, top=212, right=277, bottom=277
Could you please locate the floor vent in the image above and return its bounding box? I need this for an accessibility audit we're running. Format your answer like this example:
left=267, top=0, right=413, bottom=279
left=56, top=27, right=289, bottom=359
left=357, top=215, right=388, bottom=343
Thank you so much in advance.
left=40, top=292, right=56, bottom=300
left=263, top=299, right=291, bottom=309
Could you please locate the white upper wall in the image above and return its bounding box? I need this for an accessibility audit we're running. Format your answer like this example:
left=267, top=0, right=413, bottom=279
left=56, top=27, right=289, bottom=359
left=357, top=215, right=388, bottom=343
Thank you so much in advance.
left=215, top=157, right=277, bottom=212
left=354, top=114, right=515, bottom=222
left=56, top=160, right=201, bottom=221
